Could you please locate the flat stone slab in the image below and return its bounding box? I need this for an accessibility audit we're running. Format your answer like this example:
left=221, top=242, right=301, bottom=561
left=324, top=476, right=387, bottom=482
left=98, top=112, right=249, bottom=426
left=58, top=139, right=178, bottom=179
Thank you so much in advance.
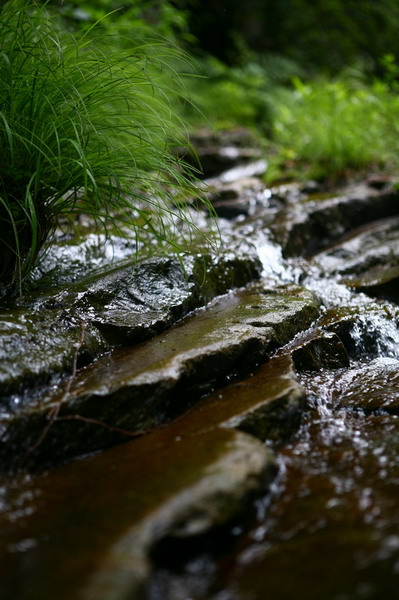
left=0, top=282, right=320, bottom=471
left=0, top=245, right=261, bottom=401
left=313, top=216, right=399, bottom=301
left=0, top=427, right=276, bottom=600
left=89, top=243, right=262, bottom=345
left=334, top=357, right=399, bottom=414
left=170, top=354, right=306, bottom=444
left=270, top=182, right=399, bottom=257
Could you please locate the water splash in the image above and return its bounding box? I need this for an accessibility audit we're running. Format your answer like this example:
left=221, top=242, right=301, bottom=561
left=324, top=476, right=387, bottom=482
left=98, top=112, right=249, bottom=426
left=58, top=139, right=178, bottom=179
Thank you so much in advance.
left=348, top=312, right=399, bottom=360
left=256, top=234, right=287, bottom=280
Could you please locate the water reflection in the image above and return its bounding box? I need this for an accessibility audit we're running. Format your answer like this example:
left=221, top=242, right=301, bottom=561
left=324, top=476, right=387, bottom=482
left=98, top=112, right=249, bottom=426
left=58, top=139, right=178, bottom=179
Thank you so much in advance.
left=216, top=359, right=399, bottom=600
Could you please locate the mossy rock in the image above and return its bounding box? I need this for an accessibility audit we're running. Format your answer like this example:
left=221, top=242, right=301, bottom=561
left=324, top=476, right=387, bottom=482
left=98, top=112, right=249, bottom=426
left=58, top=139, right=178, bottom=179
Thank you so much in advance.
left=0, top=244, right=262, bottom=401
left=0, top=282, right=320, bottom=472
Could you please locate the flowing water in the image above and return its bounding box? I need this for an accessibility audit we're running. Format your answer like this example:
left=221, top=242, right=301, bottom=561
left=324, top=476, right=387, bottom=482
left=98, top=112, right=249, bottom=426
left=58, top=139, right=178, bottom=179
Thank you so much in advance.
left=1, top=173, right=399, bottom=599
left=147, top=235, right=399, bottom=600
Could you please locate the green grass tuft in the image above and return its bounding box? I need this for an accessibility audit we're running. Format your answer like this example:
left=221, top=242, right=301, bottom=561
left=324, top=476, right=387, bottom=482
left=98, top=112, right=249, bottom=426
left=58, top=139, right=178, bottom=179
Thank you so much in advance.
left=0, top=0, right=209, bottom=294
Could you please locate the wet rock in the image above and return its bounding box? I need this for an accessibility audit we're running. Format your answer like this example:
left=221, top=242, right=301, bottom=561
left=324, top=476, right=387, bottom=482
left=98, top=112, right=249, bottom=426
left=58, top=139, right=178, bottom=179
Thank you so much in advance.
left=0, top=427, right=276, bottom=600
left=208, top=177, right=272, bottom=220
left=366, top=173, right=394, bottom=190
left=0, top=246, right=262, bottom=400
left=213, top=177, right=266, bottom=202
left=212, top=198, right=251, bottom=219
left=0, top=283, right=320, bottom=471
left=271, top=182, right=399, bottom=257
left=300, top=180, right=321, bottom=194
left=169, top=354, right=306, bottom=445
left=269, top=181, right=305, bottom=204
left=90, top=247, right=262, bottom=346
left=318, top=307, right=364, bottom=359
left=30, top=231, right=137, bottom=287
left=290, top=331, right=350, bottom=371
left=208, top=402, right=399, bottom=600
left=357, top=276, right=399, bottom=304
left=313, top=216, right=399, bottom=302
left=206, top=159, right=268, bottom=188
left=319, top=304, right=399, bottom=361
left=335, top=357, right=399, bottom=414
left=196, top=147, right=264, bottom=179
left=202, top=375, right=399, bottom=600
left=186, top=128, right=263, bottom=178
left=0, top=308, right=108, bottom=401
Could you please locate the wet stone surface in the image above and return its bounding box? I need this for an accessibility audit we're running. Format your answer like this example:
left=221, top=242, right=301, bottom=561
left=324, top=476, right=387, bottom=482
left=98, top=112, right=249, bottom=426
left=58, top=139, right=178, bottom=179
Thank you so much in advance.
left=289, top=330, right=350, bottom=371
left=314, top=216, right=399, bottom=298
left=319, top=304, right=399, bottom=361
left=207, top=177, right=270, bottom=219
left=269, top=181, right=399, bottom=257
left=147, top=375, right=399, bottom=600
left=0, top=241, right=262, bottom=401
left=220, top=387, right=399, bottom=600
left=134, top=166, right=399, bottom=599
left=186, top=128, right=264, bottom=179
left=0, top=282, right=320, bottom=472
left=332, top=357, right=399, bottom=414
left=1, top=128, right=399, bottom=600
left=0, top=427, right=277, bottom=600
left=170, top=354, right=306, bottom=445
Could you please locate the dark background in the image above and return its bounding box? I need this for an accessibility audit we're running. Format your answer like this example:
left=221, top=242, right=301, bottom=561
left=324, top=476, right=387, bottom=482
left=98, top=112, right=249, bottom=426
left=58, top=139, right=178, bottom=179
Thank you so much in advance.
left=183, top=0, right=399, bottom=73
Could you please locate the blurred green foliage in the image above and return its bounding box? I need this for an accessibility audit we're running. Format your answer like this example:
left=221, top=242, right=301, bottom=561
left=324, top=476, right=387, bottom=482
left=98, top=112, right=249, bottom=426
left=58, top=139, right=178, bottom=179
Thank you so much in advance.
left=25, top=0, right=399, bottom=185
left=183, top=53, right=303, bottom=132
left=48, top=0, right=194, bottom=45
left=268, top=76, right=399, bottom=182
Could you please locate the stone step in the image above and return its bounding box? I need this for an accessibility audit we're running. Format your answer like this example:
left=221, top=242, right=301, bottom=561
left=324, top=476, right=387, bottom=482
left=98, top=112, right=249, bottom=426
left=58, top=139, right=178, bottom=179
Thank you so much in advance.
left=0, top=282, right=320, bottom=471
left=170, top=354, right=306, bottom=444
left=0, top=427, right=276, bottom=600
left=269, top=182, right=399, bottom=257
left=0, top=246, right=262, bottom=400
left=313, top=215, right=399, bottom=302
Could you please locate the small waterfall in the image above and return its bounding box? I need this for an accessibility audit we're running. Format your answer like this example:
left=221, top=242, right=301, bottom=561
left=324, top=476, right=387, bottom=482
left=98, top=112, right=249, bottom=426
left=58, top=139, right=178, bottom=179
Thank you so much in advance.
left=255, top=233, right=288, bottom=281
left=348, top=311, right=399, bottom=361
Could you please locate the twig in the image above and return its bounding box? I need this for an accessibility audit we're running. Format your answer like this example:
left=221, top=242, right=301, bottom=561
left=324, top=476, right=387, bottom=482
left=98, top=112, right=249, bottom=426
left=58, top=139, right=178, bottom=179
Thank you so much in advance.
left=55, top=414, right=148, bottom=438
left=25, top=320, right=87, bottom=458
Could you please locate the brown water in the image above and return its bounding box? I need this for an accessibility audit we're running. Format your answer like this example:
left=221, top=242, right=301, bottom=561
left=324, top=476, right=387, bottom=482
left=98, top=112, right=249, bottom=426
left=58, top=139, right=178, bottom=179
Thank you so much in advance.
left=146, top=237, right=399, bottom=600
left=1, top=222, right=399, bottom=600
left=146, top=365, right=399, bottom=600
left=220, top=376, right=399, bottom=600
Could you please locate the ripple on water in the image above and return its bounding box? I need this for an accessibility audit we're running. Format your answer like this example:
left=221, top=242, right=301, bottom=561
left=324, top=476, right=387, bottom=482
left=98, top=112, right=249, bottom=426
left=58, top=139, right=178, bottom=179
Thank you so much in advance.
left=218, top=400, right=399, bottom=599
left=216, top=344, right=399, bottom=600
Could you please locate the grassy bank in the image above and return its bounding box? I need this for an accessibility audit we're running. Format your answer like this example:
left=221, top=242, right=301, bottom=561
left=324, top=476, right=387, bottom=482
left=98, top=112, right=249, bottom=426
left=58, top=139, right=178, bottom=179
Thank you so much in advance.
left=268, top=76, right=399, bottom=182
left=2, top=0, right=399, bottom=292
left=0, top=0, right=208, bottom=294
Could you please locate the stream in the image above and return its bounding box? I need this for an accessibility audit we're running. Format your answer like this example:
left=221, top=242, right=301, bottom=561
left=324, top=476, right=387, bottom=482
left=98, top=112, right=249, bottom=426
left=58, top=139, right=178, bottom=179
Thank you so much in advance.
left=146, top=233, right=399, bottom=599
left=1, top=139, right=399, bottom=600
